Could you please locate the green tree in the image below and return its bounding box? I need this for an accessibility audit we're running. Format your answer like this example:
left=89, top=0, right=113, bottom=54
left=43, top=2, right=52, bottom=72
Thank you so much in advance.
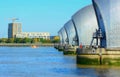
left=40, top=38, right=44, bottom=43
left=45, top=39, right=51, bottom=43
left=14, top=38, right=23, bottom=43
left=31, top=38, right=38, bottom=43
left=0, top=39, right=2, bottom=43
left=39, top=38, right=49, bottom=43
left=0, top=38, right=8, bottom=43
left=52, top=36, right=60, bottom=43
left=22, top=38, right=31, bottom=43
left=6, top=38, right=14, bottom=43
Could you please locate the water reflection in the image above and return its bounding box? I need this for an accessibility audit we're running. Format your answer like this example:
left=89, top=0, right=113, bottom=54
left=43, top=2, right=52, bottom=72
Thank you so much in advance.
left=77, top=65, right=120, bottom=77
left=0, top=47, right=119, bottom=77
left=95, top=68, right=120, bottom=77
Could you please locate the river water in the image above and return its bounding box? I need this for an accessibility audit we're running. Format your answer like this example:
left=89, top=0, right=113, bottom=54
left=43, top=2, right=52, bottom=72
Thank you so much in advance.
left=0, top=47, right=120, bottom=77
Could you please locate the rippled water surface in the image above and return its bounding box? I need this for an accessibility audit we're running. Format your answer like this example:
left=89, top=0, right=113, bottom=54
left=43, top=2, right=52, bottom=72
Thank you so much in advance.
left=0, top=47, right=120, bottom=77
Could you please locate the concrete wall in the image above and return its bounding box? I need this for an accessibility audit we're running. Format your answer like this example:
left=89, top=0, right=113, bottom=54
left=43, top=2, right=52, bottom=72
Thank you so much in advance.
left=77, top=48, right=120, bottom=65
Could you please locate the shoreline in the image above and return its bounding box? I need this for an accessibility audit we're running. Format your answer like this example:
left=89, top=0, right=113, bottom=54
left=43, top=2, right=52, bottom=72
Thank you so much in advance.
left=0, top=43, right=56, bottom=47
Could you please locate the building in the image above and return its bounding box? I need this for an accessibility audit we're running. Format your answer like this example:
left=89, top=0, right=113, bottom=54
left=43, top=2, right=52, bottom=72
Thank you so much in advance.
left=92, top=0, right=120, bottom=48
left=8, top=23, right=22, bottom=38
left=8, top=22, right=50, bottom=39
left=15, top=32, right=50, bottom=39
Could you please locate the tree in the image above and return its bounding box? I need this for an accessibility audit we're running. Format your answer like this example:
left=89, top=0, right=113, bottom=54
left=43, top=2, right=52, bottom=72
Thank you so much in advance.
left=22, top=38, right=31, bottom=43
left=31, top=38, right=38, bottom=43
left=46, top=39, right=51, bottom=43
left=0, top=38, right=8, bottom=43
left=6, top=38, right=14, bottom=43
left=52, top=36, right=60, bottom=43
left=0, top=39, right=2, bottom=43
left=14, top=38, right=23, bottom=43
left=37, top=38, right=40, bottom=42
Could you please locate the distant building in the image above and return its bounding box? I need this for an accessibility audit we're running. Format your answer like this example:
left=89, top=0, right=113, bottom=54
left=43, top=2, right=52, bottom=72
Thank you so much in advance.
left=15, top=32, right=50, bottom=39
left=8, top=23, right=22, bottom=38
left=8, top=22, right=50, bottom=39
left=50, top=36, right=59, bottom=40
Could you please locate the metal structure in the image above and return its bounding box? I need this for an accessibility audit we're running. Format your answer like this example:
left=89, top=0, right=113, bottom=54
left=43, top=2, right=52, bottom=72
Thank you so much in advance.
left=72, top=5, right=98, bottom=46
left=60, top=27, right=67, bottom=45
left=64, top=20, right=76, bottom=45
left=58, top=29, right=63, bottom=44
left=92, top=0, right=120, bottom=48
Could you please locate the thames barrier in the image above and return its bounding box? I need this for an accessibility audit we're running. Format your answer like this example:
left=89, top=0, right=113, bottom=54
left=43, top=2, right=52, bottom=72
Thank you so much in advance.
left=55, top=0, right=120, bottom=65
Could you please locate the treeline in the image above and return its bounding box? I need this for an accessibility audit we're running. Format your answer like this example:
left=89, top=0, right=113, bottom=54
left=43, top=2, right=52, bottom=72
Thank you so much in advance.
left=0, top=37, right=60, bottom=43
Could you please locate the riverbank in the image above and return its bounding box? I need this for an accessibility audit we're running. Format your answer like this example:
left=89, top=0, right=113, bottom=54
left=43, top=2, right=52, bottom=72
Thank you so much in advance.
left=0, top=43, right=56, bottom=47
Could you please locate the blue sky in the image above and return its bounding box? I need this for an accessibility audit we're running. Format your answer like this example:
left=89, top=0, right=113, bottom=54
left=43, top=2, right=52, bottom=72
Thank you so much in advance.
left=0, top=0, right=92, bottom=37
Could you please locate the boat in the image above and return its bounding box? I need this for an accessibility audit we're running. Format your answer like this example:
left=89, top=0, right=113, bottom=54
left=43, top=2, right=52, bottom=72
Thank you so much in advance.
left=31, top=45, right=38, bottom=48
